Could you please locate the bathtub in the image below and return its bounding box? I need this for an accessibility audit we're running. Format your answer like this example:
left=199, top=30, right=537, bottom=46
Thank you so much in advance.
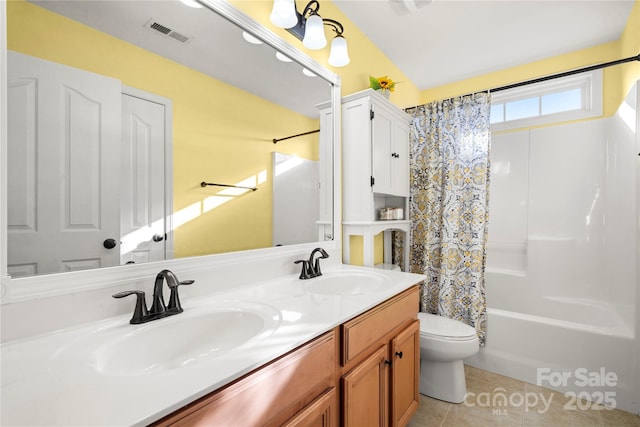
left=465, top=270, right=639, bottom=414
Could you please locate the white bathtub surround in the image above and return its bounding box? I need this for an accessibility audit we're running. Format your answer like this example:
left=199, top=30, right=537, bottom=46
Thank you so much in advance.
left=468, top=82, right=640, bottom=414
left=1, top=262, right=425, bottom=426
left=406, top=93, right=491, bottom=345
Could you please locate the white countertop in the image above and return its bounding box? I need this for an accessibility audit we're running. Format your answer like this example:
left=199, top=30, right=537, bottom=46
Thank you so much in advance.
left=1, top=265, right=425, bottom=426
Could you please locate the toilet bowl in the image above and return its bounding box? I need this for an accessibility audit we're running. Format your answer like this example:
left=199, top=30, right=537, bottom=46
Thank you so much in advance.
left=418, top=312, right=480, bottom=403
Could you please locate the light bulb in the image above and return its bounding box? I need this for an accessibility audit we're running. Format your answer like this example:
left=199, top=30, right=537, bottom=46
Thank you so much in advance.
left=328, top=35, right=350, bottom=67
left=302, top=14, right=327, bottom=50
left=270, top=0, right=298, bottom=29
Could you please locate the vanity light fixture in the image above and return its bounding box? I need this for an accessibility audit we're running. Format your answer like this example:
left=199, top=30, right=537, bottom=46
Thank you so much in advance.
left=269, top=0, right=350, bottom=67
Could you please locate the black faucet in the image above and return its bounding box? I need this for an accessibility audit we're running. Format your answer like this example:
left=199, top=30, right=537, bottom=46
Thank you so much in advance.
left=113, top=269, right=194, bottom=324
left=295, top=247, right=329, bottom=279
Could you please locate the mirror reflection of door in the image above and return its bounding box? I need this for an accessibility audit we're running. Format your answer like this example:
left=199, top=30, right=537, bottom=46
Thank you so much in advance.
left=7, top=51, right=172, bottom=276
left=7, top=51, right=122, bottom=277
left=120, top=91, right=171, bottom=265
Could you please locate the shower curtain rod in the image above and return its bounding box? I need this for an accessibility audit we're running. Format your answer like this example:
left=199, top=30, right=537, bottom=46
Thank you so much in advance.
left=491, top=53, right=640, bottom=93
left=407, top=53, right=640, bottom=108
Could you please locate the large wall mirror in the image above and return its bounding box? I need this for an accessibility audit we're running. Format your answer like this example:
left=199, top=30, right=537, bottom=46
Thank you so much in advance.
left=3, top=0, right=338, bottom=285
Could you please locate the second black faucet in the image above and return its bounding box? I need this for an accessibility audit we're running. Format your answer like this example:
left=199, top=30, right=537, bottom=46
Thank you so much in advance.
left=295, top=247, right=329, bottom=280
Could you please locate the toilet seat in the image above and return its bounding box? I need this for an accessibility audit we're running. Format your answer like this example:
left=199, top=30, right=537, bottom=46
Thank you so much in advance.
left=418, top=312, right=477, bottom=341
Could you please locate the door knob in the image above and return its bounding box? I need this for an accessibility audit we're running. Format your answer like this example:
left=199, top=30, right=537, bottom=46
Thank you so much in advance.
left=395, top=351, right=403, bottom=359
left=152, top=234, right=164, bottom=242
left=103, top=238, right=117, bottom=249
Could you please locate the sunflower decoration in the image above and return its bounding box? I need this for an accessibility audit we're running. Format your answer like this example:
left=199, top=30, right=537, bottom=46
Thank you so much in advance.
left=369, top=75, right=397, bottom=92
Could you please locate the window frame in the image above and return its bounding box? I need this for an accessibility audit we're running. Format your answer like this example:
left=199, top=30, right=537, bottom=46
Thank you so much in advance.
left=490, top=68, right=603, bottom=131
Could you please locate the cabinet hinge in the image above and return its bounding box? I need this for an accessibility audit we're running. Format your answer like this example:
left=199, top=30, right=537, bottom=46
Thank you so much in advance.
left=370, top=109, right=374, bottom=120
left=370, top=176, right=375, bottom=186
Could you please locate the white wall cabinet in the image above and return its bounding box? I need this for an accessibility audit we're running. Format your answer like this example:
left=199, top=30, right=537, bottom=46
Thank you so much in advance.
left=339, top=89, right=411, bottom=269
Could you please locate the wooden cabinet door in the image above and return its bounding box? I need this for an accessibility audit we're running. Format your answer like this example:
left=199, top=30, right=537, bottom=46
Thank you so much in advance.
left=390, top=320, right=420, bottom=427
left=342, top=345, right=389, bottom=427
left=282, top=388, right=337, bottom=427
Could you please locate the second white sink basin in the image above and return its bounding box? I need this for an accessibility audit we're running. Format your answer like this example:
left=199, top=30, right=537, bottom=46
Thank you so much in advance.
left=305, top=271, right=389, bottom=296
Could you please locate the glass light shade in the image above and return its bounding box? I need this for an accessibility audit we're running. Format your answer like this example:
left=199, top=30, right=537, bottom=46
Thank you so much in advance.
left=275, top=52, right=293, bottom=62
left=242, top=31, right=263, bottom=45
left=328, top=35, right=350, bottom=67
left=302, top=68, right=317, bottom=77
left=270, top=0, right=298, bottom=29
left=302, top=14, right=327, bottom=50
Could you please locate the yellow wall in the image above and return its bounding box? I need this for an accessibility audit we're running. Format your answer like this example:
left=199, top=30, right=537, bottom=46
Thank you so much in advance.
left=7, top=0, right=318, bottom=257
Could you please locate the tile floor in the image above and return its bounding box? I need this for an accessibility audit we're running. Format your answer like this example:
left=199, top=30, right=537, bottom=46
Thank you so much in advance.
left=408, top=366, right=640, bottom=427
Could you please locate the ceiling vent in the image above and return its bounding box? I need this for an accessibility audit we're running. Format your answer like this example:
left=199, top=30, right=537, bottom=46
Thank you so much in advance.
left=145, top=19, right=192, bottom=44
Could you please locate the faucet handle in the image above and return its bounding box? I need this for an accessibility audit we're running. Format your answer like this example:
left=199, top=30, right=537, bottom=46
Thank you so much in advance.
left=167, top=279, right=195, bottom=312
left=113, top=290, right=148, bottom=324
left=169, top=279, right=195, bottom=288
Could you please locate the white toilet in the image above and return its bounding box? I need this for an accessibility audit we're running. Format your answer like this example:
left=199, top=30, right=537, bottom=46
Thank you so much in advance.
left=417, top=312, right=480, bottom=403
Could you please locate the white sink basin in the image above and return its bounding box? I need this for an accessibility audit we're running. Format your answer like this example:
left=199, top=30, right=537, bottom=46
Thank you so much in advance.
left=53, top=302, right=281, bottom=376
left=305, top=271, right=389, bottom=296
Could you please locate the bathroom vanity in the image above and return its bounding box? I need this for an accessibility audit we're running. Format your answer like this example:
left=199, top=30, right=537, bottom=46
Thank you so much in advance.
left=153, top=285, right=420, bottom=427
left=0, top=265, right=424, bottom=426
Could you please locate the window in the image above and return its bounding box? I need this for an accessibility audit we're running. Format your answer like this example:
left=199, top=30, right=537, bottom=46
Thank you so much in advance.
left=490, top=69, right=602, bottom=130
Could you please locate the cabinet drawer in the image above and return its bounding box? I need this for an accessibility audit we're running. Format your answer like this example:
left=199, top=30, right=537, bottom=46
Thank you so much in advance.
left=155, top=331, right=336, bottom=426
left=342, top=286, right=419, bottom=365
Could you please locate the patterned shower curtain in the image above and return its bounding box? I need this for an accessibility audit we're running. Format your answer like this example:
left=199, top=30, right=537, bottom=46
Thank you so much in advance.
left=406, top=93, right=491, bottom=345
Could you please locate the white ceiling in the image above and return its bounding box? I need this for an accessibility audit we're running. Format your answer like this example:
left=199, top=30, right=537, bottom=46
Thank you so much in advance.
left=333, top=0, right=636, bottom=90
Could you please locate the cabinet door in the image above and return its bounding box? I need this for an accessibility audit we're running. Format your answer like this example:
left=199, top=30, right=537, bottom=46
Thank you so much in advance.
left=390, top=320, right=420, bottom=427
left=282, top=388, right=337, bottom=427
left=371, top=106, right=394, bottom=196
left=391, top=120, right=409, bottom=197
left=342, top=345, right=389, bottom=427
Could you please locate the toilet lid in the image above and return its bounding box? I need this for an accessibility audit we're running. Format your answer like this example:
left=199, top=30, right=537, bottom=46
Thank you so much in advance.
left=418, top=312, right=478, bottom=340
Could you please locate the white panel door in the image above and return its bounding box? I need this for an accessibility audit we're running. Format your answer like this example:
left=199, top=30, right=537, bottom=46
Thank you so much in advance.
left=7, top=51, right=121, bottom=277
left=120, top=93, right=167, bottom=265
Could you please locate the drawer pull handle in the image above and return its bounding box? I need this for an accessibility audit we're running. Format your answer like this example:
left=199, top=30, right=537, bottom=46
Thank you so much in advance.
left=395, top=351, right=403, bottom=359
